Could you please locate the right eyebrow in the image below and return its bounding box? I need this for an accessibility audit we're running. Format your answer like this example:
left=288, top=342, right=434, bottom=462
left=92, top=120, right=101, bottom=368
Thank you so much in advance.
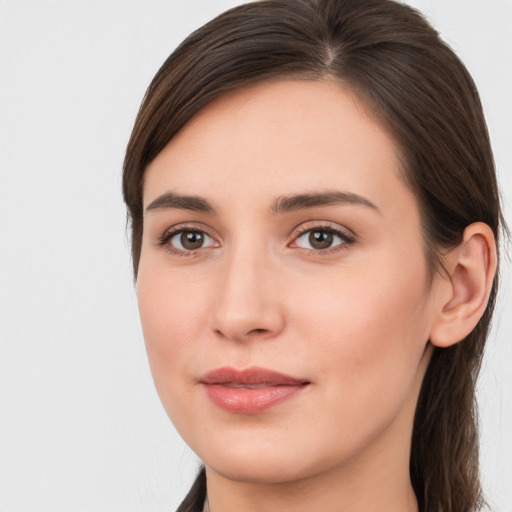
left=145, top=191, right=216, bottom=214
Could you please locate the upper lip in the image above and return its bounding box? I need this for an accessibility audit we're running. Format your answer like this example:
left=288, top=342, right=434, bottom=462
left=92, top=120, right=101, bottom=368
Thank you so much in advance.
left=200, top=366, right=309, bottom=386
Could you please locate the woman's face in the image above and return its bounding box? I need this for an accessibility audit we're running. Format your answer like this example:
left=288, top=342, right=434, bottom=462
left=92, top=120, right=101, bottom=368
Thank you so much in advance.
left=137, top=80, right=440, bottom=484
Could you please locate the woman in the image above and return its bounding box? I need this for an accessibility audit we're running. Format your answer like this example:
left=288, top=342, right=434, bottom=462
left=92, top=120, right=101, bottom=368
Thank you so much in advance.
left=122, top=0, right=506, bottom=511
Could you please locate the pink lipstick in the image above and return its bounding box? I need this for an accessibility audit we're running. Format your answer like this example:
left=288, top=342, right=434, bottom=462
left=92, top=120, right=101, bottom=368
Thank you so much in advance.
left=200, top=367, right=309, bottom=414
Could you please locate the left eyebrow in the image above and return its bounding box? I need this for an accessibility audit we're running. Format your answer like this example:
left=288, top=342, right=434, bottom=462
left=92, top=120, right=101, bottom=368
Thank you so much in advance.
left=269, top=191, right=381, bottom=215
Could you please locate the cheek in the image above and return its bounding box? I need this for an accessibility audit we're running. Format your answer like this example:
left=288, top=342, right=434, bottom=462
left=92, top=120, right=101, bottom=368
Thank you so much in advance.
left=136, top=266, right=211, bottom=403
left=339, top=280, right=428, bottom=388
left=291, top=249, right=432, bottom=427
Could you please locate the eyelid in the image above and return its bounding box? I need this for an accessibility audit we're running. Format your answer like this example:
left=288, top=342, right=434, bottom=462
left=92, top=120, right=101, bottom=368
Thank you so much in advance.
left=158, top=220, right=217, bottom=237
left=291, top=220, right=356, bottom=238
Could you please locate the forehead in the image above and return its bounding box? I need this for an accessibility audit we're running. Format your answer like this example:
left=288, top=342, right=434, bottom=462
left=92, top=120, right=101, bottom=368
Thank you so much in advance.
left=143, top=79, right=409, bottom=214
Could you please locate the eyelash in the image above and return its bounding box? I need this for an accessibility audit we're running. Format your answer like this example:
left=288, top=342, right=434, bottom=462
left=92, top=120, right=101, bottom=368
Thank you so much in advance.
left=157, top=223, right=356, bottom=257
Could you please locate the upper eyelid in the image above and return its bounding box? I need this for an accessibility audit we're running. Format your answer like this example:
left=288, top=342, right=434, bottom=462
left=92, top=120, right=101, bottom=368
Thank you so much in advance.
left=291, top=221, right=356, bottom=238
left=160, top=222, right=217, bottom=238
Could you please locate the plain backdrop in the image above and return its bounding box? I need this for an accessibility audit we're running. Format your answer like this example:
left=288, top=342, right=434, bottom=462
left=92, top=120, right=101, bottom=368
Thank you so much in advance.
left=0, top=1, right=510, bottom=511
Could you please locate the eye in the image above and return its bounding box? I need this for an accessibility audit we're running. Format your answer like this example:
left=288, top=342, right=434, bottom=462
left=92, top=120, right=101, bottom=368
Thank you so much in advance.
left=292, top=226, right=355, bottom=252
left=163, top=229, right=217, bottom=253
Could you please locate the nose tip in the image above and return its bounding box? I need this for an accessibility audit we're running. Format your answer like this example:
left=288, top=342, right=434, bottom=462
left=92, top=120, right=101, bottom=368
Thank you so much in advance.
left=212, top=313, right=282, bottom=343
left=209, top=257, right=285, bottom=343
left=212, top=297, right=283, bottom=341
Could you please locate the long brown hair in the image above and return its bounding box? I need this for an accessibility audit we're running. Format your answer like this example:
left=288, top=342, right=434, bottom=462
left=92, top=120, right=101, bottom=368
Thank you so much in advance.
left=122, top=1, right=506, bottom=511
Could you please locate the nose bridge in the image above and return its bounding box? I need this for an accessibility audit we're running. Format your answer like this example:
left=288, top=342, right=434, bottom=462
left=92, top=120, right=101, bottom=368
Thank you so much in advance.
left=210, top=237, right=284, bottom=341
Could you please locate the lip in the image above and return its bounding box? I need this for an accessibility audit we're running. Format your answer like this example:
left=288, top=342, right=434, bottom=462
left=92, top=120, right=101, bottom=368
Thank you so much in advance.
left=200, top=366, right=310, bottom=414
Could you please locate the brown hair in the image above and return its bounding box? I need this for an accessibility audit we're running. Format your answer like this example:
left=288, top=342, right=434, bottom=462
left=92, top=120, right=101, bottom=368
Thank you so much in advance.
left=122, top=1, right=506, bottom=511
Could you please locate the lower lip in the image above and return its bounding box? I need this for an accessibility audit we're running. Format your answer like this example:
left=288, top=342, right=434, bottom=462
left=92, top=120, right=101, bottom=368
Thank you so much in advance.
left=203, top=384, right=306, bottom=414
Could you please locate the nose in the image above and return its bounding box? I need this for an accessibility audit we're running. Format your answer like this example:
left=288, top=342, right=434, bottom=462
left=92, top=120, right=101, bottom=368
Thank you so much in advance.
left=209, top=246, right=285, bottom=342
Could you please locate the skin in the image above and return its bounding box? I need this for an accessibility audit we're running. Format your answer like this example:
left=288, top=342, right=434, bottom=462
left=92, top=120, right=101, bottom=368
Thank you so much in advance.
left=136, top=80, right=495, bottom=512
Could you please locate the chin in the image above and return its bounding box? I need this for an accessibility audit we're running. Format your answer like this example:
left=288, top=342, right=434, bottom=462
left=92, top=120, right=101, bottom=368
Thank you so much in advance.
left=188, top=425, right=356, bottom=486
left=204, top=451, right=316, bottom=485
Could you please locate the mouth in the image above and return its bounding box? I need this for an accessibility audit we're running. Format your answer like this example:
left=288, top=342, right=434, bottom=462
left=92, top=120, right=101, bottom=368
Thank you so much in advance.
left=200, top=366, right=310, bottom=414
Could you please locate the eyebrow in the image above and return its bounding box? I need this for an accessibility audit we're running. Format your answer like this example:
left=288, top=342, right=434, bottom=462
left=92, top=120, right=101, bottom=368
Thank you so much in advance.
left=269, top=191, right=380, bottom=215
left=145, top=190, right=380, bottom=215
left=146, top=192, right=216, bottom=213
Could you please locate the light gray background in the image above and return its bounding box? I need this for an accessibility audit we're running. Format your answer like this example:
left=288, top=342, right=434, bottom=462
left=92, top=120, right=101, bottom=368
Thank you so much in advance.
left=0, top=1, right=510, bottom=511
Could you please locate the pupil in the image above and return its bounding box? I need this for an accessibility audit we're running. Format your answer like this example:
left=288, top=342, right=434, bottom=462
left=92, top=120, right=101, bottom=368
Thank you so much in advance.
left=309, top=231, right=333, bottom=249
left=181, top=231, right=204, bottom=250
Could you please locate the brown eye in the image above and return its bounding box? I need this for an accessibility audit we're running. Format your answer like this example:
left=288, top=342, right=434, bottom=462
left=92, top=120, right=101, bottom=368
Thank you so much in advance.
left=294, top=227, right=351, bottom=252
left=168, top=230, right=216, bottom=252
left=308, top=231, right=334, bottom=250
left=180, top=231, right=204, bottom=250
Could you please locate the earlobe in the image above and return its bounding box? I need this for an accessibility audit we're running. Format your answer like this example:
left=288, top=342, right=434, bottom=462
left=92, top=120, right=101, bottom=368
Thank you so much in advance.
left=429, top=222, right=497, bottom=348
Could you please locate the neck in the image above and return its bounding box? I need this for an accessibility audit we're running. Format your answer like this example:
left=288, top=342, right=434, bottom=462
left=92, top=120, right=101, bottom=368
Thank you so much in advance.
left=205, top=464, right=418, bottom=512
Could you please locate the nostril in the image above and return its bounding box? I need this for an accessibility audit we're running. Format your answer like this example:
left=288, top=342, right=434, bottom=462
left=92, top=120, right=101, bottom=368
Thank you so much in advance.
left=248, top=328, right=268, bottom=335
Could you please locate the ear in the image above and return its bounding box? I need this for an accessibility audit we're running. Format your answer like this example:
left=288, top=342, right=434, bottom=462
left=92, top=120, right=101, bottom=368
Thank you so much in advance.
left=429, top=222, right=497, bottom=348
